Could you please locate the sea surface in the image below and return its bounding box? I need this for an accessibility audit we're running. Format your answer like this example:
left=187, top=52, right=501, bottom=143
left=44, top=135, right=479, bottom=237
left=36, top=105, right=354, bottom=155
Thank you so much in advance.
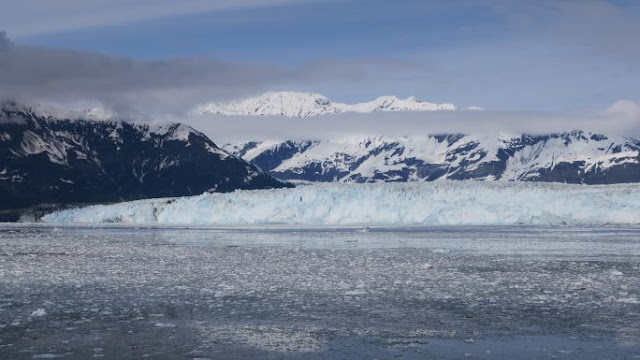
left=1, top=225, right=639, bottom=359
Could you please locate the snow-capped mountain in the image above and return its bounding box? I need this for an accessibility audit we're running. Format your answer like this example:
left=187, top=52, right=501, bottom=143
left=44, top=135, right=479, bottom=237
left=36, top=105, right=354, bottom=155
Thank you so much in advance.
left=224, top=132, right=640, bottom=184
left=0, top=101, right=290, bottom=212
left=191, top=91, right=457, bottom=118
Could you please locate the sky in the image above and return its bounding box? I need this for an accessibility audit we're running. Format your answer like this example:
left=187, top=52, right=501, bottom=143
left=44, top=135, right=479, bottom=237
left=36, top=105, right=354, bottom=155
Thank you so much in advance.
left=1, top=0, right=640, bottom=138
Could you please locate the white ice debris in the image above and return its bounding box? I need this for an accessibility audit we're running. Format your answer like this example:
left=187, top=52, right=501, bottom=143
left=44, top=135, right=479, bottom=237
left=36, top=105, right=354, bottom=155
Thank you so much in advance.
left=616, top=297, right=640, bottom=304
left=200, top=326, right=325, bottom=353
left=154, top=322, right=177, bottom=328
left=43, top=181, right=640, bottom=226
left=30, top=308, right=47, bottom=317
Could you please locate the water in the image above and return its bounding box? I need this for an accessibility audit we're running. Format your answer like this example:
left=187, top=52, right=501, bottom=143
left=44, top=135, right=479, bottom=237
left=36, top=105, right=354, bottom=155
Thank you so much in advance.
left=1, top=225, right=639, bottom=359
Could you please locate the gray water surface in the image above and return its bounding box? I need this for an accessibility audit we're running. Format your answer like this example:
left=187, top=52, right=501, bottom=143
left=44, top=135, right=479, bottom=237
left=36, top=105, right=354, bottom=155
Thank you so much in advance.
left=1, top=225, right=639, bottom=359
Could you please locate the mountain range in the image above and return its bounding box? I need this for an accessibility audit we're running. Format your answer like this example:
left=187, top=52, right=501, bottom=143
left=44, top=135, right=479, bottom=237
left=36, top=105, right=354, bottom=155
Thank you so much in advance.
left=3, top=94, right=640, bottom=220
left=191, top=91, right=460, bottom=118
left=224, top=132, right=640, bottom=184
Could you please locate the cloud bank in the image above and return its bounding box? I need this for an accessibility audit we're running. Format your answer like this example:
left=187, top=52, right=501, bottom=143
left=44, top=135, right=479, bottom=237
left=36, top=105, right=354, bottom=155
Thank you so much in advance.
left=0, top=32, right=365, bottom=116
left=184, top=106, right=640, bottom=142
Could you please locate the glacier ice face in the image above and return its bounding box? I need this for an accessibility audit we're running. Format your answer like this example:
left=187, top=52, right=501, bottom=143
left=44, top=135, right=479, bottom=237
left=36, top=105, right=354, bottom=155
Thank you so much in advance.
left=43, top=181, right=640, bottom=226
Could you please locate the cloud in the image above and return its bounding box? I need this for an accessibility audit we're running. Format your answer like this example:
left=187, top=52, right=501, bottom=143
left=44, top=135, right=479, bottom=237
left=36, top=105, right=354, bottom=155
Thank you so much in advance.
left=3, top=0, right=323, bottom=38
left=605, top=100, right=640, bottom=119
left=488, top=0, right=640, bottom=63
left=374, top=0, right=640, bottom=112
left=0, top=32, right=9, bottom=51
left=183, top=101, right=640, bottom=142
left=0, top=33, right=367, bottom=116
left=603, top=100, right=640, bottom=136
left=0, top=42, right=271, bottom=114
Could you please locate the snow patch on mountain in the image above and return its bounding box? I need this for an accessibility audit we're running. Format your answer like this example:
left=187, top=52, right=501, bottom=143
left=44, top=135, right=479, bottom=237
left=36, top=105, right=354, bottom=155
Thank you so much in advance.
left=191, top=92, right=457, bottom=118
left=42, top=181, right=640, bottom=226
left=338, top=95, right=456, bottom=113
left=1, top=101, right=114, bottom=122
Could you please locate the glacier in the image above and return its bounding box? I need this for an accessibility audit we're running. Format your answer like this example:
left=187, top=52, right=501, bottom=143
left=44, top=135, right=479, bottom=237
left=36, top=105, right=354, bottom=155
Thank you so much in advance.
left=42, top=181, right=640, bottom=226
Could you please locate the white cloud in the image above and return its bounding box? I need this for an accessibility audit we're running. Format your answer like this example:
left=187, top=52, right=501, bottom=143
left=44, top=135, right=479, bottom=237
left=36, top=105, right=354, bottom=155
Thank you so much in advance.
left=3, top=0, right=322, bottom=38
left=604, top=99, right=640, bottom=119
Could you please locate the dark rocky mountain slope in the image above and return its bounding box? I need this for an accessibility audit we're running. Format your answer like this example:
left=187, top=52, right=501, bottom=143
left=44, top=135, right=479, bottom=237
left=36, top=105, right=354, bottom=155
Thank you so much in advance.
left=0, top=102, right=290, bottom=214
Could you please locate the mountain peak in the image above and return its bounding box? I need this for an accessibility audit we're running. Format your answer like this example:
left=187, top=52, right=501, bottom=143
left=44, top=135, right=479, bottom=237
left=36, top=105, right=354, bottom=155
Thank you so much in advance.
left=191, top=91, right=337, bottom=118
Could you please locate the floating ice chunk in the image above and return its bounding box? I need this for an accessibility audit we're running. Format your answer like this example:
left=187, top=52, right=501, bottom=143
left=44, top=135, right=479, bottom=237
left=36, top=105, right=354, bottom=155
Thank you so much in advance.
left=617, top=297, right=639, bottom=304
left=154, top=322, right=177, bottom=328
left=30, top=308, right=46, bottom=317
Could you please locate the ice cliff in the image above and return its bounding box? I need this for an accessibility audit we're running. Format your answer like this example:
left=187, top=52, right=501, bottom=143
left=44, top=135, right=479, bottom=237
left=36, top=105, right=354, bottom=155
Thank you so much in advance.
left=42, top=181, right=640, bottom=226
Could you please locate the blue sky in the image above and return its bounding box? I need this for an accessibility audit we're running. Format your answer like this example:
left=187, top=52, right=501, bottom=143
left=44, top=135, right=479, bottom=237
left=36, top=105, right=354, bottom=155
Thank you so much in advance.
left=18, top=1, right=502, bottom=62
left=2, top=0, right=640, bottom=114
